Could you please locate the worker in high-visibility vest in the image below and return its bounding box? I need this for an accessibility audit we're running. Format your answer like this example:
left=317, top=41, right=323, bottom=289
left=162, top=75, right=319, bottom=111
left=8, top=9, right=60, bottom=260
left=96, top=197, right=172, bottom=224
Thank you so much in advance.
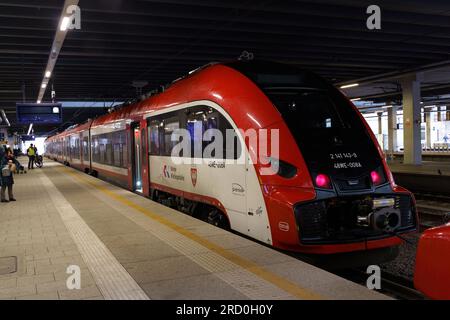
left=27, top=144, right=36, bottom=170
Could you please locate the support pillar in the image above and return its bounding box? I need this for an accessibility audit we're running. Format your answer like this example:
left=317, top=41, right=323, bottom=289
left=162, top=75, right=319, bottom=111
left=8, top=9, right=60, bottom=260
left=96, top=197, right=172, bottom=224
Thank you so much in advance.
left=425, top=109, right=432, bottom=149
left=377, top=112, right=383, bottom=149
left=401, top=74, right=422, bottom=165
left=387, top=106, right=398, bottom=153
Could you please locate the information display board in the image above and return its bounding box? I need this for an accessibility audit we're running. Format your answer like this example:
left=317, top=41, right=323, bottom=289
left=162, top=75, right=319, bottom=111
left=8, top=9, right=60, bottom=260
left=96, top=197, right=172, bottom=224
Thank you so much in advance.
left=16, top=103, right=62, bottom=124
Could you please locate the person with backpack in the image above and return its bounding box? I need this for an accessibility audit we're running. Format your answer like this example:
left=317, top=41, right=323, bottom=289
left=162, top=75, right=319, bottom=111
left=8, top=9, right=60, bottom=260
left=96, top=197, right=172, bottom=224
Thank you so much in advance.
left=27, top=144, right=36, bottom=169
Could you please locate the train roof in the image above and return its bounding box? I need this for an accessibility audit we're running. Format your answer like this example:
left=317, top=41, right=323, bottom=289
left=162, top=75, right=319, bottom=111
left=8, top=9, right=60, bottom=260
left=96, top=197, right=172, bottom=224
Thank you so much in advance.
left=46, top=60, right=330, bottom=139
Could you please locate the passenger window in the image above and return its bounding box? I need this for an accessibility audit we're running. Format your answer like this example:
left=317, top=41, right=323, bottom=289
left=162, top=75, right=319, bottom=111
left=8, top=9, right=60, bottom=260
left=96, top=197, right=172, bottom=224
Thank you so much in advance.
left=163, top=117, right=179, bottom=156
left=106, top=135, right=113, bottom=165
left=186, top=109, right=207, bottom=158
left=121, top=131, right=128, bottom=168
left=148, top=120, right=161, bottom=155
left=185, top=106, right=242, bottom=160
left=83, top=136, right=89, bottom=161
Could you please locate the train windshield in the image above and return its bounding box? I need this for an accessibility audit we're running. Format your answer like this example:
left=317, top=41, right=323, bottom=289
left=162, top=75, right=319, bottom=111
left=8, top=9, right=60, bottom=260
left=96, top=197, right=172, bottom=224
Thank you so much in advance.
left=263, top=88, right=354, bottom=130
left=226, top=61, right=381, bottom=178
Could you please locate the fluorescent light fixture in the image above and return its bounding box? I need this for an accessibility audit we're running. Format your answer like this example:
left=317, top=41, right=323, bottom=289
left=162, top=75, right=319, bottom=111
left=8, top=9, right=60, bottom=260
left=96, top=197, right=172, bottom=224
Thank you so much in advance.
left=41, top=83, right=47, bottom=89
left=60, top=16, right=70, bottom=31
left=340, top=83, right=359, bottom=89
left=37, top=100, right=41, bottom=104
left=27, top=123, right=33, bottom=135
left=350, top=98, right=361, bottom=101
left=45, top=71, right=51, bottom=78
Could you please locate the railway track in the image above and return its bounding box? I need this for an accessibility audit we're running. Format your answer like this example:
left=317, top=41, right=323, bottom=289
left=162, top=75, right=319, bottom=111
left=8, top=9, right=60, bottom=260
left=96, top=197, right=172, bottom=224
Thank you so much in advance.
left=415, top=195, right=450, bottom=228
left=333, top=268, right=425, bottom=300
left=392, top=172, right=450, bottom=196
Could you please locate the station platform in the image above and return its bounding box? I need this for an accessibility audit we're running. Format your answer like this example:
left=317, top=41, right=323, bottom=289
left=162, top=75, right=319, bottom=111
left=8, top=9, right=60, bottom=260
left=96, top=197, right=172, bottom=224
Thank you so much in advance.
left=0, top=159, right=388, bottom=300
left=388, top=161, right=450, bottom=177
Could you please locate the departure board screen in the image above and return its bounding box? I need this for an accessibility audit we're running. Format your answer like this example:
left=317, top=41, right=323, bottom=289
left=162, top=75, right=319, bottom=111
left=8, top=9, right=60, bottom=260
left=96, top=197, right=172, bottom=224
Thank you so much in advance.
left=16, top=103, right=62, bottom=124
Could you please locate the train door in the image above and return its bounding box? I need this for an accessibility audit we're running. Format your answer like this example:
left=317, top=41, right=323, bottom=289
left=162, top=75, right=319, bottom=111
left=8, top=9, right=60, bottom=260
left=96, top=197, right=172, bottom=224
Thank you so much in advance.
left=132, top=123, right=143, bottom=192
left=140, top=124, right=149, bottom=195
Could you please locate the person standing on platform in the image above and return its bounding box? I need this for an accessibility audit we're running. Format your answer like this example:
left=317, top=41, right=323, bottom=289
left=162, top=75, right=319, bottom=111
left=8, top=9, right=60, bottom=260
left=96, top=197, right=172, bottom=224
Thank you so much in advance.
left=27, top=144, right=36, bottom=170
left=1, top=148, right=16, bottom=202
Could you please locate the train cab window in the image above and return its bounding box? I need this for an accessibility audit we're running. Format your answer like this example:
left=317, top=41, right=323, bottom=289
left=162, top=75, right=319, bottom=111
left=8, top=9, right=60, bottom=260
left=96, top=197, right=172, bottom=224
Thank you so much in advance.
left=266, top=89, right=347, bottom=129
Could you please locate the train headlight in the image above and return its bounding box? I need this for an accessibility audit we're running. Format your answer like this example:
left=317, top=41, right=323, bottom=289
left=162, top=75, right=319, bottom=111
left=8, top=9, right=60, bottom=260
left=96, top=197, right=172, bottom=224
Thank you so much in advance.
left=315, top=173, right=332, bottom=189
left=277, top=159, right=297, bottom=179
left=267, top=158, right=297, bottom=179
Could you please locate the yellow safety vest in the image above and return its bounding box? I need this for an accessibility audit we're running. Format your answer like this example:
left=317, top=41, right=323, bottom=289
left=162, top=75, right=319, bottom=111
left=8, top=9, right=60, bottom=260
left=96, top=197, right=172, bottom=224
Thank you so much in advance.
left=27, top=148, right=35, bottom=156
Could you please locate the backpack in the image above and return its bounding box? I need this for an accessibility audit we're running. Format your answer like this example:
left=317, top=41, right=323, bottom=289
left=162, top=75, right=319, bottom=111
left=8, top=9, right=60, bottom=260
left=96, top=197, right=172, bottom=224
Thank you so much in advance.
left=1, top=165, right=11, bottom=177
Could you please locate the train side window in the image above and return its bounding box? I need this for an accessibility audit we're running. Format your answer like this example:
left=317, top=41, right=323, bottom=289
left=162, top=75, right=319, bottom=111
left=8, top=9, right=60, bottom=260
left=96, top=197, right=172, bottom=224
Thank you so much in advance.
left=93, top=137, right=99, bottom=162
left=204, top=112, right=220, bottom=158
left=106, top=134, right=113, bottom=165
left=162, top=117, right=179, bottom=156
left=83, top=136, right=89, bottom=161
left=185, top=105, right=241, bottom=160
left=74, top=137, right=80, bottom=159
left=219, top=115, right=241, bottom=160
left=148, top=120, right=161, bottom=155
left=65, top=137, right=70, bottom=157
left=112, top=132, right=120, bottom=167
left=186, top=108, right=206, bottom=158
left=99, top=135, right=107, bottom=163
left=121, top=131, right=128, bottom=168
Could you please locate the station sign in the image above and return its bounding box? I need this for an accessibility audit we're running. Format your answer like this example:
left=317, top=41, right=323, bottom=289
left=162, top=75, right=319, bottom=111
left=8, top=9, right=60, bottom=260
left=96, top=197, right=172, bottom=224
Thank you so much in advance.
left=16, top=103, right=63, bottom=125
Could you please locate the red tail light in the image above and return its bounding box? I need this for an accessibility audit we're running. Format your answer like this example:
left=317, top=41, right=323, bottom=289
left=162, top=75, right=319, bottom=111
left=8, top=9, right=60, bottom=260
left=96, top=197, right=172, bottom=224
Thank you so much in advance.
left=371, top=170, right=381, bottom=185
left=315, top=174, right=332, bottom=189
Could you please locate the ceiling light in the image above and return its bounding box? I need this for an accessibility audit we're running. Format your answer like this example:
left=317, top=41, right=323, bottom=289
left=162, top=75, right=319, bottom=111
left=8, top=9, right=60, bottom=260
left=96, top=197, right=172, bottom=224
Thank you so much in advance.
left=45, top=71, right=51, bottom=78
left=350, top=98, right=361, bottom=101
left=27, top=123, right=33, bottom=135
left=41, top=83, right=47, bottom=89
left=37, top=100, right=41, bottom=104
left=340, top=83, right=359, bottom=89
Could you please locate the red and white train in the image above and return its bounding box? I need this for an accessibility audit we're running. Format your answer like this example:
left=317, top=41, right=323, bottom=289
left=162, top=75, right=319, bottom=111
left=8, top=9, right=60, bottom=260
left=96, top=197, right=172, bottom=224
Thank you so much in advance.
left=45, top=61, right=418, bottom=259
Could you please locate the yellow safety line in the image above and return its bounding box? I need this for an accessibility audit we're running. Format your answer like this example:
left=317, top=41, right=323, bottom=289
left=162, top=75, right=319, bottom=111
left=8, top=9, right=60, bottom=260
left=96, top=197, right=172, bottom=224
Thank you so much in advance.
left=58, top=166, right=325, bottom=300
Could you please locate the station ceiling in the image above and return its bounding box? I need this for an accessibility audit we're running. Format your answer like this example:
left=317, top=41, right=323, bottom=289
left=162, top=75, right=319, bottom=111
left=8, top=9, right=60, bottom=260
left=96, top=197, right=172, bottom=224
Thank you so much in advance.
left=1, top=0, right=450, bottom=134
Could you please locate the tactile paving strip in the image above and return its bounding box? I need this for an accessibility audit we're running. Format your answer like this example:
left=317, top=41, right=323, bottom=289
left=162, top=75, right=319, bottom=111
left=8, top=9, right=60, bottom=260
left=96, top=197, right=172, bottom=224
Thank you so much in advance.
left=39, top=172, right=149, bottom=300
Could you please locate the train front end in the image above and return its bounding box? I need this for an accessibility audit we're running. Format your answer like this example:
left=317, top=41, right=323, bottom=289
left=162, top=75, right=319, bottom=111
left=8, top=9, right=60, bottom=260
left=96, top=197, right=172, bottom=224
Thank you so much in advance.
left=227, top=61, right=418, bottom=257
